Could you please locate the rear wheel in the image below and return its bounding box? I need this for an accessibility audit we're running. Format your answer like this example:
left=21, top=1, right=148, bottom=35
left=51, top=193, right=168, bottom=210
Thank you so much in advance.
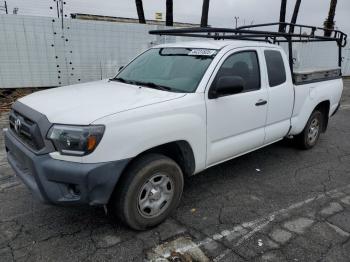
left=112, top=154, right=184, bottom=230
left=295, top=110, right=323, bottom=149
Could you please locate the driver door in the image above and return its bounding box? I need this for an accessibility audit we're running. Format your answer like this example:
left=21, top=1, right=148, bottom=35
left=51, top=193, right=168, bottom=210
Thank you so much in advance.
left=206, top=48, right=268, bottom=166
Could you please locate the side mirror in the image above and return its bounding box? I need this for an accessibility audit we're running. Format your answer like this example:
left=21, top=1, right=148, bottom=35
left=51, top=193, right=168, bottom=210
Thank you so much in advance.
left=118, top=66, right=124, bottom=72
left=209, top=76, right=245, bottom=99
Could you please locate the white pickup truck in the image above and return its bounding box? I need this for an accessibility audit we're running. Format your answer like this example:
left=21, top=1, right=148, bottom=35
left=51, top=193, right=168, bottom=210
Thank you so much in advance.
left=4, top=26, right=345, bottom=230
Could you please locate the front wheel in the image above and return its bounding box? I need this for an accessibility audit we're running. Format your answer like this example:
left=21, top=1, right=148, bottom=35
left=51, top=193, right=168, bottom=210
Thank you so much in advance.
left=295, top=110, right=323, bottom=149
left=111, top=154, right=184, bottom=230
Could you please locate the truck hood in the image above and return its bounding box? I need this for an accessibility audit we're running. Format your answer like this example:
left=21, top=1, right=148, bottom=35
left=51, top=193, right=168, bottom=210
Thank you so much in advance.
left=19, top=80, right=186, bottom=125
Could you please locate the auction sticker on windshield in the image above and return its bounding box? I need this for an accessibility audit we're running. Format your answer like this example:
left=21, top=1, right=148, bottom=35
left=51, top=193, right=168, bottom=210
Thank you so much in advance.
left=188, top=49, right=217, bottom=56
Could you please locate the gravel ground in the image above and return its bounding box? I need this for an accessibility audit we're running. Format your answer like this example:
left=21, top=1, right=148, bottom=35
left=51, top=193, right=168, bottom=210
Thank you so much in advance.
left=0, top=79, right=350, bottom=262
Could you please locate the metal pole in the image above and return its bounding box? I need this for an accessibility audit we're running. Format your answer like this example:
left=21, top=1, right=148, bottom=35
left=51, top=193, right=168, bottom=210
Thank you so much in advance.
left=200, top=0, right=210, bottom=27
left=100, top=62, right=103, bottom=80
left=279, top=0, right=287, bottom=32
left=59, top=0, right=64, bottom=29
left=4, top=1, right=7, bottom=14
left=166, top=0, right=173, bottom=26
left=338, top=43, right=342, bottom=68
left=290, top=0, right=302, bottom=33
left=324, top=0, right=338, bottom=37
left=287, top=37, right=295, bottom=83
left=56, top=0, right=59, bottom=18
left=234, top=17, right=239, bottom=29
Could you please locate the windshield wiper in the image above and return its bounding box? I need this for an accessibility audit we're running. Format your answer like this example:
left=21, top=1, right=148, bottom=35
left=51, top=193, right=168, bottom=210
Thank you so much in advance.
left=110, top=77, right=129, bottom=83
left=134, top=81, right=172, bottom=91
left=110, top=78, right=173, bottom=92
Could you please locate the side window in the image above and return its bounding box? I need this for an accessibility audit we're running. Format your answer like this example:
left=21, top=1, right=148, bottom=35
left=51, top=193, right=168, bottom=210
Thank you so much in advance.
left=213, top=51, right=261, bottom=93
left=264, top=50, right=287, bottom=87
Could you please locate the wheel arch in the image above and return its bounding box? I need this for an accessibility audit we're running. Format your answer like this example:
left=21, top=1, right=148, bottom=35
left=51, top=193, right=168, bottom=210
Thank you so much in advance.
left=109, top=140, right=195, bottom=206
left=139, top=140, right=196, bottom=177
left=314, top=100, right=330, bottom=132
left=116, top=140, right=196, bottom=182
left=291, top=99, right=331, bottom=135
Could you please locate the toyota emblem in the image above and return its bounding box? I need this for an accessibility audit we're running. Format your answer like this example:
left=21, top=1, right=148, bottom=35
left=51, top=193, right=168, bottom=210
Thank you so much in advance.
left=14, top=118, right=22, bottom=133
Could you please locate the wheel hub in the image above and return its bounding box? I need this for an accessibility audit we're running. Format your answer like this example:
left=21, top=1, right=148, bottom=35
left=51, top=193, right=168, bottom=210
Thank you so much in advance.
left=308, top=118, right=320, bottom=144
left=137, top=173, right=174, bottom=218
left=149, top=188, right=161, bottom=201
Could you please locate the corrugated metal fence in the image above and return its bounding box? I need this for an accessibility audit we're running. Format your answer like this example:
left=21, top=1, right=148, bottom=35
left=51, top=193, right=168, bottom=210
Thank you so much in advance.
left=343, top=47, right=350, bottom=76
left=0, top=14, right=349, bottom=89
left=0, top=15, right=175, bottom=88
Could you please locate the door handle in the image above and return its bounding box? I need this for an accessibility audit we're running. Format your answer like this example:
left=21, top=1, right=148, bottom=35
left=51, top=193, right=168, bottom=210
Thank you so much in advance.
left=255, top=99, right=267, bottom=106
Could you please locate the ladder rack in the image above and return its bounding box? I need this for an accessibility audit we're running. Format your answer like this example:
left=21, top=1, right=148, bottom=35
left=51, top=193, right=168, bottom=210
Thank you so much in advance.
left=149, top=22, right=348, bottom=78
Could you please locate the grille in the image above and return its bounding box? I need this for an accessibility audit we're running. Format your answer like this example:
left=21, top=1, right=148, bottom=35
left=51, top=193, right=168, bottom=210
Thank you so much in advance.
left=9, top=110, right=45, bottom=151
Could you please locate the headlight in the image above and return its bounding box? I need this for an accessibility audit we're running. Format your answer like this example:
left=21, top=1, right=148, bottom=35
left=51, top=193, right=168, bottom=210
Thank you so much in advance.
left=47, top=125, right=105, bottom=156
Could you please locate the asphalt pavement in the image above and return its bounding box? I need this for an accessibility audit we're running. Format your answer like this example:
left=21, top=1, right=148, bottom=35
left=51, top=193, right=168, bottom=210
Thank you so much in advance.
left=0, top=78, right=350, bottom=262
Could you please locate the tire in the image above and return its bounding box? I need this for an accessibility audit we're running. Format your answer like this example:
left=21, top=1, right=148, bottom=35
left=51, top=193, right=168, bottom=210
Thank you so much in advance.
left=111, top=154, right=184, bottom=230
left=295, top=110, right=323, bottom=150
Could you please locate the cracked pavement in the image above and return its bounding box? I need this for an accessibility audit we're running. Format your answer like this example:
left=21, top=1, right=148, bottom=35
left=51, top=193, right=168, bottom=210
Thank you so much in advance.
left=1, top=78, right=350, bottom=261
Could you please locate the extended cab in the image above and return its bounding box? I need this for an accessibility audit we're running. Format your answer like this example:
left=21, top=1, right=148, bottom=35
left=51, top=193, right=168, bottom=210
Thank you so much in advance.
left=4, top=30, right=344, bottom=230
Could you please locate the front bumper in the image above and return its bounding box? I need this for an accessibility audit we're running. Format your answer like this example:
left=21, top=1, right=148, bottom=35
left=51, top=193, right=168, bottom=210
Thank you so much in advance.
left=4, top=129, right=129, bottom=206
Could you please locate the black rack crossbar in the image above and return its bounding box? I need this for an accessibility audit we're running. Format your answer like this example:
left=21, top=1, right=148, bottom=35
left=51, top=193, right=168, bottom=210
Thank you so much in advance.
left=149, top=22, right=347, bottom=47
left=240, top=22, right=346, bottom=42
left=149, top=22, right=347, bottom=78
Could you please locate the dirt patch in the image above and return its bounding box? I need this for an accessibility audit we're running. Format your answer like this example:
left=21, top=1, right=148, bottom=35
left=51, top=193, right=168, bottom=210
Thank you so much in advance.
left=0, top=88, right=44, bottom=114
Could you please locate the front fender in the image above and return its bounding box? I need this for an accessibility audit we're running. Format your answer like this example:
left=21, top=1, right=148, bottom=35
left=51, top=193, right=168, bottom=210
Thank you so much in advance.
left=86, top=94, right=207, bottom=173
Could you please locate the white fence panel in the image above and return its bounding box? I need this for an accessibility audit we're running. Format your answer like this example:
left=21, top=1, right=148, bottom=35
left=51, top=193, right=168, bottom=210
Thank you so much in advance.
left=293, top=42, right=339, bottom=70
left=279, top=41, right=349, bottom=76
left=343, top=47, right=350, bottom=76
left=0, top=15, right=162, bottom=88
left=0, top=15, right=59, bottom=88
left=66, top=20, right=158, bottom=85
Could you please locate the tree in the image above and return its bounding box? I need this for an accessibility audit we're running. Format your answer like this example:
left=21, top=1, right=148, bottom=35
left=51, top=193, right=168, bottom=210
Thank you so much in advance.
left=324, top=0, right=338, bottom=37
left=135, top=0, right=146, bottom=24
left=166, top=0, right=173, bottom=26
left=200, top=0, right=210, bottom=27
left=289, top=0, right=302, bottom=33
left=279, top=0, right=287, bottom=32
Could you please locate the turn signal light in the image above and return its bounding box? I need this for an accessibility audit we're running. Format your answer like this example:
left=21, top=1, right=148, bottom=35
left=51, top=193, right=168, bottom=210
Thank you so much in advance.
left=87, top=136, right=97, bottom=152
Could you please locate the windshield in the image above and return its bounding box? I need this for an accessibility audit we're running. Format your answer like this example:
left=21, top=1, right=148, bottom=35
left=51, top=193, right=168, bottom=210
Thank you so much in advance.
left=114, top=48, right=217, bottom=93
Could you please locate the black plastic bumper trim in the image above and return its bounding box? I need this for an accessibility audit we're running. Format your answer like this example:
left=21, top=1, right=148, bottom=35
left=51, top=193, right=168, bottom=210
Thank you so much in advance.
left=5, top=129, right=130, bottom=206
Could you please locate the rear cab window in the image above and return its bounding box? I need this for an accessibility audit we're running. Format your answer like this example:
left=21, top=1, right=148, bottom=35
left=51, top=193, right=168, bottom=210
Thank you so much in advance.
left=264, top=50, right=287, bottom=87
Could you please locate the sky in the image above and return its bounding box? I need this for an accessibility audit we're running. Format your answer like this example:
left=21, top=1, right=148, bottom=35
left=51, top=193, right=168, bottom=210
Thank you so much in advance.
left=3, top=0, right=350, bottom=36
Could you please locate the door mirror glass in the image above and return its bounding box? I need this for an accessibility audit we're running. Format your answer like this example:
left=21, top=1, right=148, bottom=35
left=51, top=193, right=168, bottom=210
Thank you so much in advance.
left=210, top=76, right=245, bottom=98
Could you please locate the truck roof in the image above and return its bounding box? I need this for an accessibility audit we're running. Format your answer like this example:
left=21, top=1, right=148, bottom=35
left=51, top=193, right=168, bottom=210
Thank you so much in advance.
left=154, top=40, right=278, bottom=50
